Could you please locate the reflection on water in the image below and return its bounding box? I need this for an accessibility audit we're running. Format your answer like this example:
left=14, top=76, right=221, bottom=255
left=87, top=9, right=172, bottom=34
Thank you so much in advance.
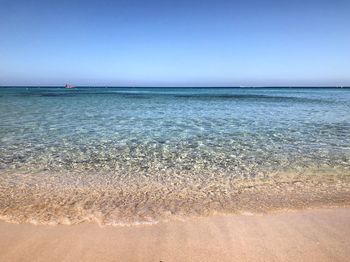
left=0, top=87, right=350, bottom=225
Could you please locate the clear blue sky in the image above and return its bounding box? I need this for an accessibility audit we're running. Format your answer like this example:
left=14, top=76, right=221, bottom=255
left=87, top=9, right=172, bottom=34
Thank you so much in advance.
left=0, top=0, right=349, bottom=86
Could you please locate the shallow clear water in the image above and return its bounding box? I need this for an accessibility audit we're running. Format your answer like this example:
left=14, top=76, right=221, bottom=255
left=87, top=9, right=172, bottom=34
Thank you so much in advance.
left=0, top=87, right=350, bottom=225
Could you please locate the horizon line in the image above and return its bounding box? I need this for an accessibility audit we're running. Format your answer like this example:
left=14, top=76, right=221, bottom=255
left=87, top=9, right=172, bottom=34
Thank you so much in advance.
left=0, top=85, right=349, bottom=89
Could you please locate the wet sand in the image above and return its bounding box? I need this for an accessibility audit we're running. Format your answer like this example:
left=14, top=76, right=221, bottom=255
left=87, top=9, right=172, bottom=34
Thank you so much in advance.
left=0, top=207, right=349, bottom=262
left=1, top=170, right=349, bottom=225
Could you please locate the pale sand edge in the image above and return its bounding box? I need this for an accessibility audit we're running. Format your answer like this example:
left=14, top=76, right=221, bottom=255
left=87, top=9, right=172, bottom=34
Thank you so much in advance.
left=0, top=207, right=350, bottom=262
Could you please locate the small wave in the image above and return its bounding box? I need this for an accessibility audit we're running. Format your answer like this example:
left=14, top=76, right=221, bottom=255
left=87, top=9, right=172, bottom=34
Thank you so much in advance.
left=0, top=170, right=349, bottom=227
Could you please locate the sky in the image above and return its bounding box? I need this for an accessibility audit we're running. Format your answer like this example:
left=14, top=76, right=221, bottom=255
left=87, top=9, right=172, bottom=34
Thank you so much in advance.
left=0, top=0, right=349, bottom=86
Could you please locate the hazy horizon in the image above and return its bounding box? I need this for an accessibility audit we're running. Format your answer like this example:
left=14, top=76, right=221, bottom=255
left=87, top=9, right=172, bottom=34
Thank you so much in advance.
left=1, top=85, right=350, bottom=88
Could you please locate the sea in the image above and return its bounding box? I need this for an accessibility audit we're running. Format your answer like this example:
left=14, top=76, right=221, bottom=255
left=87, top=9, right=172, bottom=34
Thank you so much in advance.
left=0, top=87, right=349, bottom=225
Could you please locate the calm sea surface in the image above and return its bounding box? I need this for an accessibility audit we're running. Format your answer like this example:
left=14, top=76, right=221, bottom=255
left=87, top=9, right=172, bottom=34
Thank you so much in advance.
left=0, top=87, right=349, bottom=225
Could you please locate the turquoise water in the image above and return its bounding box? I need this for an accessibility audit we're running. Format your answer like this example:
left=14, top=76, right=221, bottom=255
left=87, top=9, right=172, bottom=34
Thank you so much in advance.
left=0, top=87, right=350, bottom=225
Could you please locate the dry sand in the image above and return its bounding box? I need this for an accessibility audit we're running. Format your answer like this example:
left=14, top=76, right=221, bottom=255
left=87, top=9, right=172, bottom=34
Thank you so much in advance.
left=0, top=207, right=349, bottom=262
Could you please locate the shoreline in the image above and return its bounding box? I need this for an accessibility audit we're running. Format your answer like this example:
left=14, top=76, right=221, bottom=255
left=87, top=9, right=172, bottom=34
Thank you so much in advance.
left=1, top=207, right=350, bottom=261
left=1, top=171, right=349, bottom=226
left=1, top=201, right=350, bottom=227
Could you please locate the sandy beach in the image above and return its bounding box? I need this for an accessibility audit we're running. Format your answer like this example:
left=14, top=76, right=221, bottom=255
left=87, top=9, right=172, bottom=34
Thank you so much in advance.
left=0, top=207, right=349, bottom=262
left=1, top=0, right=350, bottom=259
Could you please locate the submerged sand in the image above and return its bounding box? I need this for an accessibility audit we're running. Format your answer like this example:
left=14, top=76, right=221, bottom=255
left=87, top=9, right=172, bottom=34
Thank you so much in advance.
left=1, top=170, right=350, bottom=225
left=0, top=207, right=349, bottom=262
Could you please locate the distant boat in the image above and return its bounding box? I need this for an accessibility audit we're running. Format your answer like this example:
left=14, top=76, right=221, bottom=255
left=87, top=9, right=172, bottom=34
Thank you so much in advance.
left=64, top=84, right=75, bottom=89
